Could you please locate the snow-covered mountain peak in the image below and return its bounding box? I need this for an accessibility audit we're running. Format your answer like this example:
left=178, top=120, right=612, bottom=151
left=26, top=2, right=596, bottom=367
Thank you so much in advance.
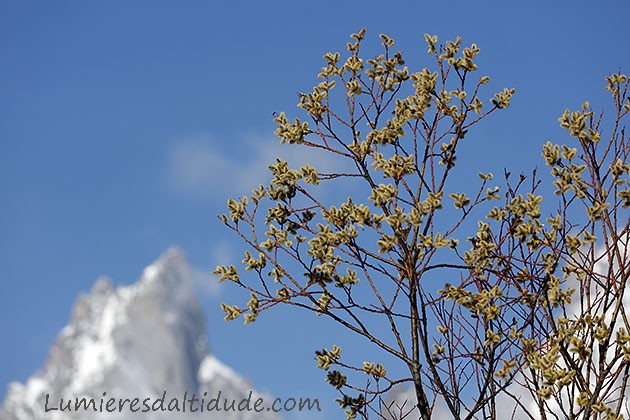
left=138, top=246, right=188, bottom=287
left=1, top=249, right=278, bottom=420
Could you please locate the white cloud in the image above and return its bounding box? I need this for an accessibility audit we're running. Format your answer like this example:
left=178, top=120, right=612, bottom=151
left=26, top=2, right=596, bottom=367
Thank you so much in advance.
left=190, top=263, right=222, bottom=298
left=166, top=136, right=237, bottom=196
left=380, top=386, right=452, bottom=420
left=189, top=239, right=245, bottom=299
left=165, top=133, right=351, bottom=201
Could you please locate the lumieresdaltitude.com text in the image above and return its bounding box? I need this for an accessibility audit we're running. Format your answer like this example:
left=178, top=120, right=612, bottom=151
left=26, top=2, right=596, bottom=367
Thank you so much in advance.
left=44, top=390, right=321, bottom=414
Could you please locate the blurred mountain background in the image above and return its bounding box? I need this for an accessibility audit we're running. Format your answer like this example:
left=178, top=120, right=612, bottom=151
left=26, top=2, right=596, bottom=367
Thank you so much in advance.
left=0, top=249, right=279, bottom=420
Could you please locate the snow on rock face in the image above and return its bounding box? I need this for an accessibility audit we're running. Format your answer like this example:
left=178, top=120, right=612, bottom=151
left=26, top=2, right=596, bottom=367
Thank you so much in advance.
left=0, top=248, right=278, bottom=420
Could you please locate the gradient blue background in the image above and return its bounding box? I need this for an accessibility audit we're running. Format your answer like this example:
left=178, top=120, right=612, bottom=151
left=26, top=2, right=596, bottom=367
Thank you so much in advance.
left=1, top=1, right=629, bottom=418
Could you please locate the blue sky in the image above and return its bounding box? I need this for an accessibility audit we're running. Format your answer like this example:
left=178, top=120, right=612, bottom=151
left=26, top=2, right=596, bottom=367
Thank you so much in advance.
left=1, top=1, right=629, bottom=417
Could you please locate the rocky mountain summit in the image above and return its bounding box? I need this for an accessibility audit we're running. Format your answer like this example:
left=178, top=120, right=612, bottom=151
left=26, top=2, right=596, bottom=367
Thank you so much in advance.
left=0, top=248, right=277, bottom=420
